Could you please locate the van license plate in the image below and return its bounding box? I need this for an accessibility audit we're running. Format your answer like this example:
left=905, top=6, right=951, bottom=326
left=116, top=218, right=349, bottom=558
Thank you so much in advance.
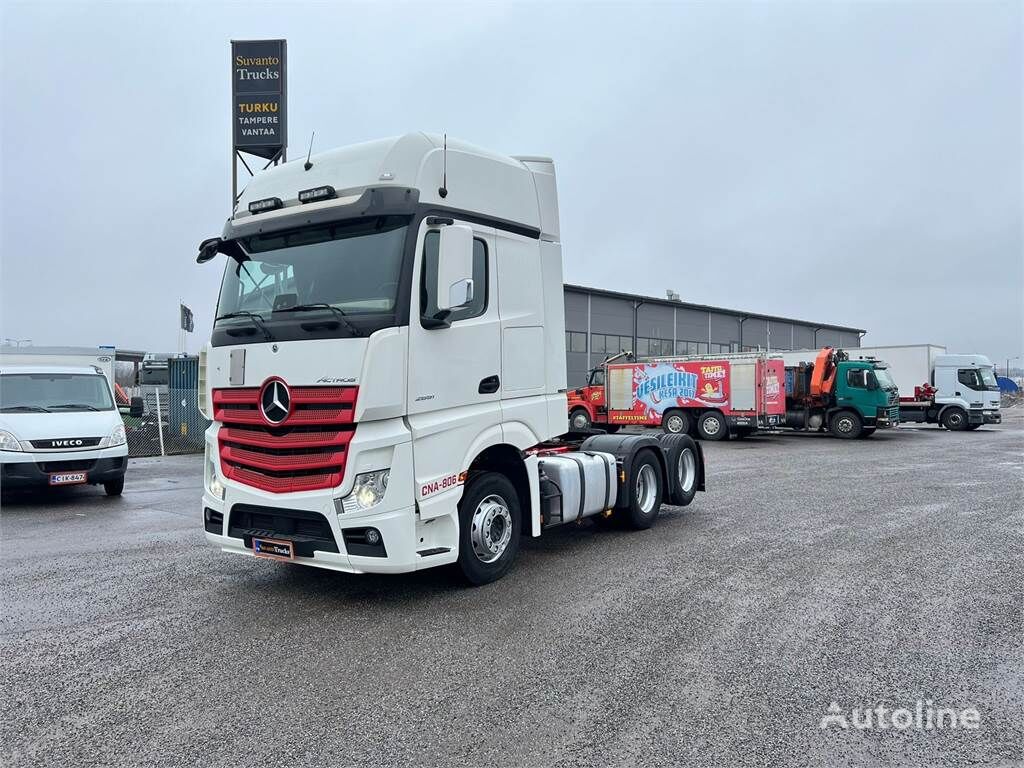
left=49, top=472, right=87, bottom=486
left=253, top=537, right=294, bottom=561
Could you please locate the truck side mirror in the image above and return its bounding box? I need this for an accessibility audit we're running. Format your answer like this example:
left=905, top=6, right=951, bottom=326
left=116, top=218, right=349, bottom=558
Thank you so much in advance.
left=435, top=224, right=474, bottom=312
left=866, top=375, right=878, bottom=390
left=129, top=396, right=144, bottom=418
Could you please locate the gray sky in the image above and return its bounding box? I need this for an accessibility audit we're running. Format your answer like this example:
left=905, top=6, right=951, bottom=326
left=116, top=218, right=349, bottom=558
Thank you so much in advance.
left=2, top=1, right=1021, bottom=363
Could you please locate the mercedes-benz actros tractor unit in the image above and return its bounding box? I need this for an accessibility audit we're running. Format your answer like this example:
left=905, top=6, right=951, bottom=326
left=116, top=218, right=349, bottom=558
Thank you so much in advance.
left=196, top=133, right=705, bottom=584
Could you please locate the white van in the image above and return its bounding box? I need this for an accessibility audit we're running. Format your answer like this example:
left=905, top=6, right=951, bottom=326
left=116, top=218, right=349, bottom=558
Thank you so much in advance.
left=0, top=365, right=142, bottom=495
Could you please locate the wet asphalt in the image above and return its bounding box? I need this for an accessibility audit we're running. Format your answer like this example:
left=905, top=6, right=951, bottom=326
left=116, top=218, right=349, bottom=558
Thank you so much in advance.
left=2, top=410, right=1021, bottom=767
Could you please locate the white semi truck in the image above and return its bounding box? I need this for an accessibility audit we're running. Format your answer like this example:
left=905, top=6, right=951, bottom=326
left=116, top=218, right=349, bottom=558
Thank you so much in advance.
left=195, top=133, right=705, bottom=584
left=849, top=345, right=1001, bottom=430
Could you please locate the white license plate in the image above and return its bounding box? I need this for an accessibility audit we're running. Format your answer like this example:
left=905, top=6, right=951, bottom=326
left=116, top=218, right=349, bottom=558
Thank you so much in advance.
left=49, top=472, right=87, bottom=486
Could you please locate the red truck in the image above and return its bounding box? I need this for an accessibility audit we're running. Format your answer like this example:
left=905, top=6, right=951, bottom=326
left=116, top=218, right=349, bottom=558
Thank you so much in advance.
left=568, top=353, right=786, bottom=440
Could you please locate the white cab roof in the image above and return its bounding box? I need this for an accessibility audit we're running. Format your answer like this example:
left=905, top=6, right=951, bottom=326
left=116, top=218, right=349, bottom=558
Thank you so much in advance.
left=234, top=132, right=560, bottom=241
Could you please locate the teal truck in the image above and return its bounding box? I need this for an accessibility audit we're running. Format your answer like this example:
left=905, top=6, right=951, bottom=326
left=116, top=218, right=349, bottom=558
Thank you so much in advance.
left=778, top=347, right=899, bottom=438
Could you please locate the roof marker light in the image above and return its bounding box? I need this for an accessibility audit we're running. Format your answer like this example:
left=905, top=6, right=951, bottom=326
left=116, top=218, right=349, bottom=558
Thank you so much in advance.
left=298, top=185, right=336, bottom=204
left=248, top=197, right=283, bottom=214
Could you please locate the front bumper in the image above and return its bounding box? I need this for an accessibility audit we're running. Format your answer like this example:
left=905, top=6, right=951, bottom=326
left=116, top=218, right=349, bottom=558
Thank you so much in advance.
left=1, top=450, right=128, bottom=488
left=875, top=405, right=900, bottom=428
left=201, top=423, right=459, bottom=575
left=202, top=502, right=440, bottom=574
left=971, top=409, right=1001, bottom=425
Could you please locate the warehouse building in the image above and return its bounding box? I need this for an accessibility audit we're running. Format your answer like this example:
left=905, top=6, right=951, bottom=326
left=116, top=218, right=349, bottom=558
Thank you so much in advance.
left=563, top=284, right=865, bottom=387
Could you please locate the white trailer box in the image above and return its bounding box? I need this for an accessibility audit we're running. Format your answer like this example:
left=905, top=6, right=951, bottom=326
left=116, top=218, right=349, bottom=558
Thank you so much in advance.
left=0, top=346, right=116, bottom=389
left=847, top=345, right=946, bottom=395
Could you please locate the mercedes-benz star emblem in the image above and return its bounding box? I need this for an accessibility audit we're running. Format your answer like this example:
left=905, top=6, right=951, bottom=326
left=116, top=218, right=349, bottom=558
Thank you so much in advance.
left=260, top=380, right=290, bottom=424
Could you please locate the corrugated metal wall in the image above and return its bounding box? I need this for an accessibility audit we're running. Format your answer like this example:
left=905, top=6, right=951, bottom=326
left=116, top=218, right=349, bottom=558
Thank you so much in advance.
left=562, top=287, right=862, bottom=387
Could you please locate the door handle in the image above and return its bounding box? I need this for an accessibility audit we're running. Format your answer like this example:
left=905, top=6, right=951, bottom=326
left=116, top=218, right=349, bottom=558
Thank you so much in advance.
left=478, top=375, right=500, bottom=394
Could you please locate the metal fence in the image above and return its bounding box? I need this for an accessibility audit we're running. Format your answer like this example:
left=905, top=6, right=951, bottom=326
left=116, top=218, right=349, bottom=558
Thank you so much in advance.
left=123, top=385, right=209, bottom=458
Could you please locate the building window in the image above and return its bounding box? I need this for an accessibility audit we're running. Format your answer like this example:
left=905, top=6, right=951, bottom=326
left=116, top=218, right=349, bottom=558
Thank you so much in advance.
left=590, top=334, right=632, bottom=356
left=566, top=331, right=587, bottom=353
left=675, top=340, right=709, bottom=356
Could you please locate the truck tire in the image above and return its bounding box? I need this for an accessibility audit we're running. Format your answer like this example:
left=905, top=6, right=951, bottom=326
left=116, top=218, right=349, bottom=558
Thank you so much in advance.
left=662, top=409, right=690, bottom=435
left=569, top=408, right=592, bottom=431
left=941, top=407, right=968, bottom=431
left=626, top=450, right=664, bottom=529
left=697, top=411, right=728, bottom=441
left=456, top=472, right=521, bottom=585
left=104, top=478, right=125, bottom=496
left=829, top=410, right=862, bottom=439
left=661, top=434, right=699, bottom=507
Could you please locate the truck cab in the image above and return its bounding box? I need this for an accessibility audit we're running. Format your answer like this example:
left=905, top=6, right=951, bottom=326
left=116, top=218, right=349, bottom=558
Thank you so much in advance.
left=832, top=359, right=900, bottom=431
left=196, top=133, right=704, bottom=584
left=931, top=354, right=1001, bottom=429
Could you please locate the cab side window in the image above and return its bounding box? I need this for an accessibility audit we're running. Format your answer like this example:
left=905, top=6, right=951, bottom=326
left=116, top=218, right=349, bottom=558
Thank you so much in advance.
left=957, top=369, right=981, bottom=390
left=420, top=230, right=487, bottom=323
left=847, top=369, right=866, bottom=388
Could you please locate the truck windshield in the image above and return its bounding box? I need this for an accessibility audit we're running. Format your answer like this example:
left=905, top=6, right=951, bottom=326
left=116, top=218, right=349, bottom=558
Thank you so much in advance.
left=979, top=368, right=999, bottom=391
left=0, top=374, right=114, bottom=412
left=873, top=368, right=896, bottom=389
left=215, top=215, right=409, bottom=338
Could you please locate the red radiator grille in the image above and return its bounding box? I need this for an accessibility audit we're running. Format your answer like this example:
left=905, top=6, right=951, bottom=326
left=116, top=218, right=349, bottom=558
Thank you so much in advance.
left=213, top=385, right=358, bottom=493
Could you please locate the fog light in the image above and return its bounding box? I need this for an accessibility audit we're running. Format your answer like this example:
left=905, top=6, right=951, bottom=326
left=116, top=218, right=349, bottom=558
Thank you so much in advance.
left=365, top=528, right=381, bottom=545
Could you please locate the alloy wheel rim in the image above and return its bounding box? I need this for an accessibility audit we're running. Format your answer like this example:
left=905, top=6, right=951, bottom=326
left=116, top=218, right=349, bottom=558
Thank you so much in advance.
left=470, top=494, right=513, bottom=564
left=635, top=464, right=657, bottom=514
left=678, top=448, right=696, bottom=493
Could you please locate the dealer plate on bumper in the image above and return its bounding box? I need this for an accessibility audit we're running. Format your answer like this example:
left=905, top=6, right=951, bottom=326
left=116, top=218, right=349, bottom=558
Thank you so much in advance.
left=253, top=537, right=294, bottom=561
left=49, top=472, right=87, bottom=486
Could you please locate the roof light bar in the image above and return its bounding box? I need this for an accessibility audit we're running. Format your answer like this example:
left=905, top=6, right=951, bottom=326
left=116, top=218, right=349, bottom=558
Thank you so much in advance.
left=298, top=185, right=337, bottom=204
left=248, top=197, right=283, bottom=215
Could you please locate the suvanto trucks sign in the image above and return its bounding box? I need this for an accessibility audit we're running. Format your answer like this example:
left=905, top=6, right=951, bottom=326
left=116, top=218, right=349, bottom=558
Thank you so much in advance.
left=231, top=39, right=287, bottom=159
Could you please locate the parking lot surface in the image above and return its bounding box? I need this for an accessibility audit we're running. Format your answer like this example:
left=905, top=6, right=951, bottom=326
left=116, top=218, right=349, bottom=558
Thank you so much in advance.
left=2, top=412, right=1021, bottom=767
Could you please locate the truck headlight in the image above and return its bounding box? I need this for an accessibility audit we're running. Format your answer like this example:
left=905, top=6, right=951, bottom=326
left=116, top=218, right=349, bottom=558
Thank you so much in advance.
left=0, top=429, right=22, bottom=452
left=107, top=423, right=127, bottom=447
left=337, top=469, right=389, bottom=514
left=206, top=452, right=225, bottom=500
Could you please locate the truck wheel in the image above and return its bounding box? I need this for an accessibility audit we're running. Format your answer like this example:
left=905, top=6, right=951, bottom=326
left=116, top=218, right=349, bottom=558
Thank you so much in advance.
left=104, top=478, right=125, bottom=496
left=569, top=408, right=592, bottom=431
left=697, top=411, right=728, bottom=441
left=626, top=450, right=664, bottom=529
left=457, top=472, right=521, bottom=585
left=661, top=434, right=699, bottom=506
left=941, top=407, right=968, bottom=431
left=829, top=410, right=862, bottom=439
left=662, top=410, right=690, bottom=435
left=858, top=428, right=877, bottom=438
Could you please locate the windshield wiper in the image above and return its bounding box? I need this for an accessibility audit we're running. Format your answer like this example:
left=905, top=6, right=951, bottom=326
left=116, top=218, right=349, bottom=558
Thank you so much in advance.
left=274, top=303, right=363, bottom=337
left=48, top=403, right=101, bottom=411
left=215, top=311, right=274, bottom=341
left=0, top=405, right=50, bottom=413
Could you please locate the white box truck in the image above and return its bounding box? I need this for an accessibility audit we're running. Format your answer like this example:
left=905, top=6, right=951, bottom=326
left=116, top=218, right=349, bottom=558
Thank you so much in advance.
left=194, top=133, right=706, bottom=584
left=849, top=345, right=1001, bottom=430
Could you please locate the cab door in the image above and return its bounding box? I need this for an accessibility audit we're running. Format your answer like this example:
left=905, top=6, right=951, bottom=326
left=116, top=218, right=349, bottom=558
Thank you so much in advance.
left=406, top=220, right=501, bottom=518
